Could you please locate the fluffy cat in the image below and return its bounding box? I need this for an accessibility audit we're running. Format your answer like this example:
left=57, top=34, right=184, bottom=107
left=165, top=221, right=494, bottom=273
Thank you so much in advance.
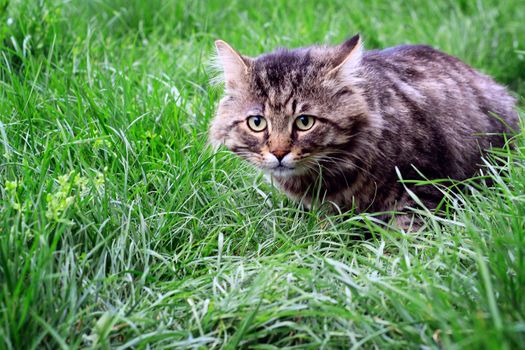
left=209, top=34, right=519, bottom=227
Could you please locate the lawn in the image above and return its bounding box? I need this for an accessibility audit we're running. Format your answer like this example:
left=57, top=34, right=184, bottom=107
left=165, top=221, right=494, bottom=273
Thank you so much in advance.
left=1, top=0, right=524, bottom=348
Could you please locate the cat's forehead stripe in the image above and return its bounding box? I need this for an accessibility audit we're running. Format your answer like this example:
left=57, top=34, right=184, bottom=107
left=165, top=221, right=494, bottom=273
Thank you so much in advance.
left=252, top=49, right=313, bottom=89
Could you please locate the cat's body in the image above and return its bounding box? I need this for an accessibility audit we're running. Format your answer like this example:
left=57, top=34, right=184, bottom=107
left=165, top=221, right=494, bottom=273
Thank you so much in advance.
left=210, top=35, right=519, bottom=223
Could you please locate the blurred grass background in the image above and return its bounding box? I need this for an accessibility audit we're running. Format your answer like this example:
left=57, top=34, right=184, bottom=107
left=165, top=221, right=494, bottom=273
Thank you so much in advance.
left=0, top=0, right=524, bottom=348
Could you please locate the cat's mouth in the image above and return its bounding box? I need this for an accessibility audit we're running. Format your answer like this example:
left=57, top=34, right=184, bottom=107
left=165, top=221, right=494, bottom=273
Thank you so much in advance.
left=254, top=153, right=311, bottom=178
left=266, top=164, right=302, bottom=178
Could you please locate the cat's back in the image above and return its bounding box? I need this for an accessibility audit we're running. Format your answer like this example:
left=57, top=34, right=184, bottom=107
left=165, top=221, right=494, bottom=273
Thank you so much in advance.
left=361, top=43, right=518, bottom=134
left=365, top=44, right=464, bottom=67
left=362, top=44, right=479, bottom=84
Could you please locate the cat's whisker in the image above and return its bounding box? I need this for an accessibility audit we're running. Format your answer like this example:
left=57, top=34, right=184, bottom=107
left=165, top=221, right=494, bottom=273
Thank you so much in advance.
left=311, top=153, right=380, bottom=182
left=313, top=159, right=353, bottom=185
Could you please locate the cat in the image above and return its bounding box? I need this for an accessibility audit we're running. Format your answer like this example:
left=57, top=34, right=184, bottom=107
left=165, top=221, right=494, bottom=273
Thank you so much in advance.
left=209, top=34, right=519, bottom=229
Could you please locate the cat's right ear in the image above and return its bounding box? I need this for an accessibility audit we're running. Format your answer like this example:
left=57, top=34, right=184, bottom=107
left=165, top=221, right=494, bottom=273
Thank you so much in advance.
left=214, top=40, right=251, bottom=91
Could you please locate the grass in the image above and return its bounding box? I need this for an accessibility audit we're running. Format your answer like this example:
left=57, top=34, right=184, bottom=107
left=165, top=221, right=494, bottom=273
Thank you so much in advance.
left=0, top=0, right=524, bottom=348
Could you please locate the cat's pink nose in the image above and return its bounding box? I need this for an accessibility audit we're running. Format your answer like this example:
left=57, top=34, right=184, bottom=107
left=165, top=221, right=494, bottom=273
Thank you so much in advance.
left=271, top=149, right=289, bottom=162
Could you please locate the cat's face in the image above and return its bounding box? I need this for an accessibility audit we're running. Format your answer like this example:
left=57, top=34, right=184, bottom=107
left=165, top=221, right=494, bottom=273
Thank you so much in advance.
left=210, top=35, right=369, bottom=178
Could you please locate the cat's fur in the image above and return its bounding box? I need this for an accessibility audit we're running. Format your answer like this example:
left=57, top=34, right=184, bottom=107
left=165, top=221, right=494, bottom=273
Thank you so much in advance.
left=209, top=34, right=519, bottom=225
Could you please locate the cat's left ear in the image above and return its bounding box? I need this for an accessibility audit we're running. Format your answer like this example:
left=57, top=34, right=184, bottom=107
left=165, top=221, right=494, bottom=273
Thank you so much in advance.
left=328, top=34, right=363, bottom=79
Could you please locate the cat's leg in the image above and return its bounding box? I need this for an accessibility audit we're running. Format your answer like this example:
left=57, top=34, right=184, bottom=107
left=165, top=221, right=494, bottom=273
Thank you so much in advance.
left=393, top=212, right=425, bottom=232
left=392, top=185, right=443, bottom=231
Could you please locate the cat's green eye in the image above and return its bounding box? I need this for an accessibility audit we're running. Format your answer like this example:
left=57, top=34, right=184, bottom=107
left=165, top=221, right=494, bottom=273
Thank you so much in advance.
left=247, top=115, right=267, bottom=132
left=295, top=115, right=315, bottom=131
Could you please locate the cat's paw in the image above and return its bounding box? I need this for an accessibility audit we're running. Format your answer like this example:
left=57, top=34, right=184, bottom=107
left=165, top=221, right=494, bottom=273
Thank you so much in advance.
left=393, top=214, right=425, bottom=232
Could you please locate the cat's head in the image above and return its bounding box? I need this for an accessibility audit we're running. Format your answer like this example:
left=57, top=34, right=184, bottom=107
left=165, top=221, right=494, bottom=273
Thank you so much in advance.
left=209, top=34, right=370, bottom=178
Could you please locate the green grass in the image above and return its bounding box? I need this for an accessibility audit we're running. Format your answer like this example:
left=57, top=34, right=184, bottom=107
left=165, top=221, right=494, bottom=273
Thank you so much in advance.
left=1, top=0, right=524, bottom=348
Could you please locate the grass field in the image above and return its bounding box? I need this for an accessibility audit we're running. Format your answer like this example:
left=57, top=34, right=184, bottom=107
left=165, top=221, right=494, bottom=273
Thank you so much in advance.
left=1, top=0, right=524, bottom=348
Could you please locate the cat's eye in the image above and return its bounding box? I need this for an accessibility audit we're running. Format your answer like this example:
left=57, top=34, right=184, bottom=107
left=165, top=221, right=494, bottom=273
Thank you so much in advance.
left=295, top=115, right=315, bottom=131
left=247, top=115, right=267, bottom=132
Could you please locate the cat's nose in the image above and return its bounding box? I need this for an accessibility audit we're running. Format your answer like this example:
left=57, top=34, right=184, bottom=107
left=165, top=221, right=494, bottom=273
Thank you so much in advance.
left=271, top=149, right=289, bottom=162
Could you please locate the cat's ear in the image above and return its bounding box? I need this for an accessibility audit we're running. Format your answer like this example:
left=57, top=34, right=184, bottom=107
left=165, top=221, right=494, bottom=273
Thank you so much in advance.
left=328, top=34, right=363, bottom=79
left=214, top=40, right=251, bottom=90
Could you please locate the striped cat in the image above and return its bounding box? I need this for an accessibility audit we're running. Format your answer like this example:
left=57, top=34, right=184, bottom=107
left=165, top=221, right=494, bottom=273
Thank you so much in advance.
left=209, top=34, right=519, bottom=229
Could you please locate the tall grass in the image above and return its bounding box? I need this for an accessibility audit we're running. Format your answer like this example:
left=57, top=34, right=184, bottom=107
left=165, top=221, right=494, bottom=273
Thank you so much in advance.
left=0, top=0, right=524, bottom=348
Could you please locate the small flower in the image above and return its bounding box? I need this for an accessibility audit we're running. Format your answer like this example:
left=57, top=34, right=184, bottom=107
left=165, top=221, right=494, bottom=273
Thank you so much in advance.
left=5, top=180, right=18, bottom=194
left=144, top=130, right=158, bottom=140
left=94, top=168, right=106, bottom=194
left=4, top=180, right=24, bottom=211
left=46, top=171, right=88, bottom=221
left=93, top=138, right=112, bottom=152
